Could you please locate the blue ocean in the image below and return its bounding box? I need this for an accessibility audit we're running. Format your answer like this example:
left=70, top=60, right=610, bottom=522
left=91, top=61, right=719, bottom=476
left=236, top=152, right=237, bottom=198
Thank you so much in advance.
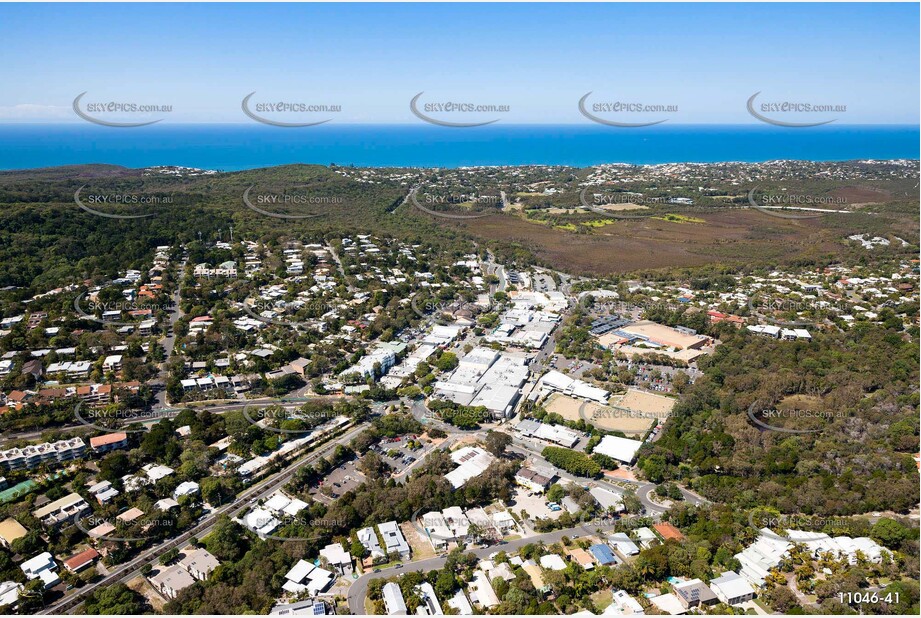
left=0, top=124, right=917, bottom=171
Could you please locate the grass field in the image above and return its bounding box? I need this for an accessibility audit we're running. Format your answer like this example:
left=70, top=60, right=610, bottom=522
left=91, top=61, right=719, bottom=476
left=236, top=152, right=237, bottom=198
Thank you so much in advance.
left=424, top=207, right=877, bottom=275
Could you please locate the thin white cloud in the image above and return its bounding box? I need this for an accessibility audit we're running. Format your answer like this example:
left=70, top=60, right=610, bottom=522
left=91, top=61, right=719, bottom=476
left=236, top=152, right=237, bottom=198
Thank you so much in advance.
left=0, top=104, right=71, bottom=120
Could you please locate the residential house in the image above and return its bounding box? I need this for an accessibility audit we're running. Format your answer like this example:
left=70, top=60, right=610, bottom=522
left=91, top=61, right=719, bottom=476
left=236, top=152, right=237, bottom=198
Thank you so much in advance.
left=383, top=582, right=407, bottom=615
left=709, top=571, right=756, bottom=606
left=378, top=521, right=411, bottom=560
left=673, top=579, right=718, bottom=609
left=20, top=552, right=60, bottom=589
left=654, top=522, right=685, bottom=542
left=63, top=548, right=99, bottom=573
left=319, top=542, right=352, bottom=576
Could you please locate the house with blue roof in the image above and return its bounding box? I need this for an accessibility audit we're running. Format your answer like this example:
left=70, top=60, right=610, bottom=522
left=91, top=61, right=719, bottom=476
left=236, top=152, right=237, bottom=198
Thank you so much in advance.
left=588, top=543, right=619, bottom=566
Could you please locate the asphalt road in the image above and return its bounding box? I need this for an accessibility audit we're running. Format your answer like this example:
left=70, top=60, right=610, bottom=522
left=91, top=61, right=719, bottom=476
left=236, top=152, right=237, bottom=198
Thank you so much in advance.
left=346, top=521, right=618, bottom=614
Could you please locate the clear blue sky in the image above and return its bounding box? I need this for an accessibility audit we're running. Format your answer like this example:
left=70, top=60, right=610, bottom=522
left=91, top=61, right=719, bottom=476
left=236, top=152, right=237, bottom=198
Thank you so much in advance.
left=0, top=2, right=917, bottom=124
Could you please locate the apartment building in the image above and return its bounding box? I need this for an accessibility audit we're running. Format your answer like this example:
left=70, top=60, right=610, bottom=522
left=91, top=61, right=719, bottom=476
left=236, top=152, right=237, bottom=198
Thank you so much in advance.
left=32, top=493, right=90, bottom=528
left=0, top=438, right=86, bottom=471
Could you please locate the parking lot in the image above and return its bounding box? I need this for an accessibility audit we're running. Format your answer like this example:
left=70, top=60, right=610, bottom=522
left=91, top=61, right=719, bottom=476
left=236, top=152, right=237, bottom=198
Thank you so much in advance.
left=368, top=435, right=429, bottom=479
left=310, top=460, right=365, bottom=503
left=508, top=487, right=563, bottom=533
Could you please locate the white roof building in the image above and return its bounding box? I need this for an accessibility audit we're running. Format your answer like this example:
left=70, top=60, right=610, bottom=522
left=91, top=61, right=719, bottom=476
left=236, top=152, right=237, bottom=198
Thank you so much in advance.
left=243, top=508, right=280, bottom=537
left=0, top=581, right=22, bottom=608
left=319, top=542, right=352, bottom=575
left=539, top=554, right=567, bottom=571
left=143, top=463, right=175, bottom=481
left=594, top=435, right=644, bottom=463
left=786, top=530, right=886, bottom=564
left=446, top=589, right=473, bottom=615
left=445, top=447, right=494, bottom=489
left=649, top=593, right=686, bottom=615
left=358, top=527, right=385, bottom=559
left=709, top=571, right=756, bottom=605
left=173, top=481, right=200, bottom=500
left=20, top=552, right=59, bottom=589
left=590, top=486, right=625, bottom=512
left=604, top=590, right=645, bottom=615
left=379, top=520, right=411, bottom=559
left=468, top=570, right=499, bottom=608
left=383, top=582, right=407, bottom=615
left=734, top=528, right=791, bottom=587
left=415, top=582, right=443, bottom=615
left=537, top=370, right=610, bottom=404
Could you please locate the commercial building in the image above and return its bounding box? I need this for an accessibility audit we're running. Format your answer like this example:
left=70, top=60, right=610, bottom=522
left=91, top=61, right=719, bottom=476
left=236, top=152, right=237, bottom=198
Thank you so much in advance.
left=536, top=370, right=610, bottom=405
left=445, top=447, right=495, bottom=489
left=432, top=348, right=529, bottom=419
left=514, top=467, right=554, bottom=493
left=593, top=434, right=644, bottom=464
